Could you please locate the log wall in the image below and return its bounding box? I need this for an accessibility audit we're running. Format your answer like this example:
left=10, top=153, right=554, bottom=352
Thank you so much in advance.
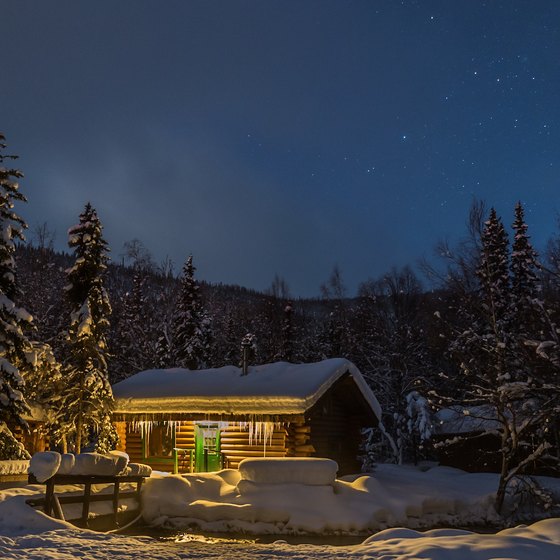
left=220, top=424, right=288, bottom=469
left=285, top=422, right=314, bottom=457
left=12, top=422, right=49, bottom=455
left=124, top=429, right=142, bottom=463
left=306, top=376, right=366, bottom=475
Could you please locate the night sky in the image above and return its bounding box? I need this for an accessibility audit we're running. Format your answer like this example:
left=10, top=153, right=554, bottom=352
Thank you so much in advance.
left=2, top=1, right=559, bottom=297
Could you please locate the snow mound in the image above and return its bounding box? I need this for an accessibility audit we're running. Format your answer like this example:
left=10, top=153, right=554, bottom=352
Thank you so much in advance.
left=239, top=458, right=338, bottom=485
left=356, top=518, right=560, bottom=560
left=57, top=454, right=76, bottom=475
left=123, top=463, right=152, bottom=477
left=71, top=452, right=127, bottom=476
left=29, top=451, right=132, bottom=479
left=29, top=452, right=61, bottom=483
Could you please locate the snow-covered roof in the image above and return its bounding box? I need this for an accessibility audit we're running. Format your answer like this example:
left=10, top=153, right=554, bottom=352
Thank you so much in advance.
left=112, top=358, right=381, bottom=421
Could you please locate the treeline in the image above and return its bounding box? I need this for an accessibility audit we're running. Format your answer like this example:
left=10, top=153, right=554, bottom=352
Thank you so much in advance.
left=17, top=201, right=560, bottom=464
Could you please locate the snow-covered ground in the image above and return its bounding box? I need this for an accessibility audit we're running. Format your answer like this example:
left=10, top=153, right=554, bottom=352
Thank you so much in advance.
left=1, top=461, right=560, bottom=559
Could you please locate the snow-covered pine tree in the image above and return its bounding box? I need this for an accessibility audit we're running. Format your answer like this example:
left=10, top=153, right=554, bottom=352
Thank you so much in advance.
left=154, top=325, right=173, bottom=368
left=0, top=134, right=33, bottom=459
left=447, top=207, right=558, bottom=513
left=355, top=267, right=431, bottom=464
left=240, top=332, right=258, bottom=369
left=112, top=270, right=153, bottom=381
left=509, top=203, right=560, bottom=480
left=449, top=208, right=519, bottom=512
left=511, top=202, right=541, bottom=326
left=63, top=203, right=115, bottom=453
left=26, top=341, right=67, bottom=450
left=476, top=207, right=511, bottom=326
left=172, top=255, right=213, bottom=369
left=213, top=311, right=241, bottom=367
left=319, top=265, right=353, bottom=358
left=274, top=300, right=295, bottom=362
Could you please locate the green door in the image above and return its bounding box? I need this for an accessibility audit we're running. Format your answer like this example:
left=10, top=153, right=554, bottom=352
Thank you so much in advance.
left=194, top=423, right=222, bottom=472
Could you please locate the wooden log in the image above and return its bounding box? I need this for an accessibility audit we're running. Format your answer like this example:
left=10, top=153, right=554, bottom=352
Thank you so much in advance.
left=294, top=444, right=315, bottom=453
left=222, top=450, right=286, bottom=457
left=220, top=446, right=286, bottom=452
left=220, top=438, right=286, bottom=447
left=221, top=430, right=286, bottom=437
left=293, top=425, right=311, bottom=433
left=220, top=447, right=286, bottom=455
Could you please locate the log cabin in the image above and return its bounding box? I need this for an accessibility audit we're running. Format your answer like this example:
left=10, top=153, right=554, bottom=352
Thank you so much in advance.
left=112, top=358, right=381, bottom=476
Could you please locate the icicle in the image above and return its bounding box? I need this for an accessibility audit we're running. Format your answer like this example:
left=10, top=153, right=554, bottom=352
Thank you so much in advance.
left=238, top=420, right=283, bottom=447
left=131, top=419, right=182, bottom=450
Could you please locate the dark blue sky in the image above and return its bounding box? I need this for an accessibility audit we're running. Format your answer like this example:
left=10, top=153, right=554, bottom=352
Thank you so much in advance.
left=2, top=0, right=559, bottom=296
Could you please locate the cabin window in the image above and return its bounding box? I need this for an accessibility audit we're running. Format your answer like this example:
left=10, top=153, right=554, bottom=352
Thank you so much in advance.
left=145, top=424, right=175, bottom=458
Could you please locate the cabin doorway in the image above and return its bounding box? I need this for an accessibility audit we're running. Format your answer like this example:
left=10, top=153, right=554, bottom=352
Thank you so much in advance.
left=193, top=422, right=222, bottom=472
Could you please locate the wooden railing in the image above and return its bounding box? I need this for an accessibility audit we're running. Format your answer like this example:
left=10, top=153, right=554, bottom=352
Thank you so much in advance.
left=26, top=473, right=146, bottom=528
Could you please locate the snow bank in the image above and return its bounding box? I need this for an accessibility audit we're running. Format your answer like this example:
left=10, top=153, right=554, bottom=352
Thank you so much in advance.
left=353, top=518, right=560, bottom=559
left=29, top=452, right=61, bottom=483
left=1, top=520, right=560, bottom=560
left=239, top=458, right=338, bottom=485
left=141, top=464, right=559, bottom=534
left=0, top=490, right=74, bottom=536
left=71, top=452, right=127, bottom=476
left=123, top=462, right=152, bottom=477
left=142, top=471, right=240, bottom=523
left=57, top=453, right=76, bottom=475
left=1, top=465, right=560, bottom=558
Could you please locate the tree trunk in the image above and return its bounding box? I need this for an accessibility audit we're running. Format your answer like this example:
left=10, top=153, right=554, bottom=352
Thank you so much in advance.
left=75, top=368, right=85, bottom=454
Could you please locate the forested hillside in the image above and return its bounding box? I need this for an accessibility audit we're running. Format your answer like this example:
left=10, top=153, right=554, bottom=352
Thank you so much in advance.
left=13, top=199, right=560, bottom=473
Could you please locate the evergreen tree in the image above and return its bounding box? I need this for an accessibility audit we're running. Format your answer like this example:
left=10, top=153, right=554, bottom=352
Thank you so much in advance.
left=447, top=207, right=558, bottom=512
left=449, top=208, right=517, bottom=511
left=510, top=203, right=560, bottom=478
left=63, top=203, right=115, bottom=453
left=213, top=310, right=242, bottom=366
left=355, top=267, right=432, bottom=464
left=476, top=207, right=511, bottom=327
left=154, top=324, right=173, bottom=368
left=0, top=134, right=33, bottom=459
left=112, top=270, right=153, bottom=381
left=172, top=255, right=213, bottom=369
left=279, top=300, right=294, bottom=362
left=240, top=332, right=258, bottom=369
left=27, top=341, right=67, bottom=450
left=510, top=201, right=541, bottom=333
left=319, top=265, right=353, bottom=358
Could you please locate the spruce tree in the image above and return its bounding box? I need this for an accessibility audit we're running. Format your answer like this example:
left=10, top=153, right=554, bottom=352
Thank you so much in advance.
left=0, top=134, right=33, bottom=459
left=476, top=207, right=511, bottom=329
left=510, top=201, right=541, bottom=333
left=510, top=203, right=560, bottom=479
left=112, top=270, right=153, bottom=381
left=447, top=207, right=558, bottom=512
left=63, top=203, right=114, bottom=453
left=279, top=300, right=294, bottom=362
left=172, top=255, right=213, bottom=369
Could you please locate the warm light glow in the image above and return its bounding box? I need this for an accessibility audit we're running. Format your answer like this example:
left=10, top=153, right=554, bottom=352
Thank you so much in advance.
left=238, top=421, right=283, bottom=447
